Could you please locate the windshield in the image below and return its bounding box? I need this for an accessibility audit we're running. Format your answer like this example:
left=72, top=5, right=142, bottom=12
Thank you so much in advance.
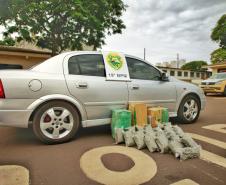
left=210, top=73, right=226, bottom=79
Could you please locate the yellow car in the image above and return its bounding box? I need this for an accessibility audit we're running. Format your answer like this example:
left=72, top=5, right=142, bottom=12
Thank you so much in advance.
left=200, top=73, right=226, bottom=96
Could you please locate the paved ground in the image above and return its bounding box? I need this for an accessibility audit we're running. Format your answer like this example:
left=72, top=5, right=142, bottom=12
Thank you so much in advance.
left=0, top=95, right=226, bottom=185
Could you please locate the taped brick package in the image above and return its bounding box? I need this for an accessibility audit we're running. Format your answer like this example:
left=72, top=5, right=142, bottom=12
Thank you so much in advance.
left=144, top=132, right=159, bottom=152
left=153, top=127, right=169, bottom=153
left=176, top=146, right=201, bottom=160
left=172, top=125, right=185, bottom=137
left=134, top=104, right=147, bottom=126
left=114, top=128, right=124, bottom=144
left=111, top=108, right=201, bottom=161
left=123, top=127, right=136, bottom=147
left=133, top=127, right=146, bottom=150
left=111, top=109, right=131, bottom=139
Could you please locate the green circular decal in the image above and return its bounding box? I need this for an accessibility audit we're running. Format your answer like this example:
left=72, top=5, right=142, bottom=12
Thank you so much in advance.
left=106, top=52, right=123, bottom=70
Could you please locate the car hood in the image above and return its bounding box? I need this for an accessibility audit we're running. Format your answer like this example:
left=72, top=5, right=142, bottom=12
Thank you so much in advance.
left=202, top=79, right=225, bottom=83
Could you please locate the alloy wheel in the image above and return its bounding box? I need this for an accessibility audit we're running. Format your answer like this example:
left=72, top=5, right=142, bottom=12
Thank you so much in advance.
left=40, top=107, right=74, bottom=139
left=183, top=99, right=198, bottom=121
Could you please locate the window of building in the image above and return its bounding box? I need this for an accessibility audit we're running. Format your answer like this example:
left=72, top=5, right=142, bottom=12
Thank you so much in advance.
left=201, top=73, right=205, bottom=79
left=163, top=70, right=167, bottom=73
left=184, top=71, right=188, bottom=77
left=177, top=71, right=182, bottom=76
left=196, top=72, right=200, bottom=78
left=190, top=72, right=194, bottom=77
left=126, top=57, right=161, bottom=80
left=0, top=64, right=23, bottom=69
left=68, top=54, right=105, bottom=77
left=170, top=71, right=175, bottom=76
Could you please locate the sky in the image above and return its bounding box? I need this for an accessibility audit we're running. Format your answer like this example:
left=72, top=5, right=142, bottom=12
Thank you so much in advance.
left=102, top=0, right=226, bottom=64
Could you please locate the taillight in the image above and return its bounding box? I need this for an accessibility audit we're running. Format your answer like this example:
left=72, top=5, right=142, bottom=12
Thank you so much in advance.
left=0, top=79, right=5, bottom=98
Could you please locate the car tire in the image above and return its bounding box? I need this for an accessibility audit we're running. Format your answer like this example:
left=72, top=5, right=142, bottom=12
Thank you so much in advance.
left=177, top=94, right=200, bottom=124
left=33, top=101, right=80, bottom=144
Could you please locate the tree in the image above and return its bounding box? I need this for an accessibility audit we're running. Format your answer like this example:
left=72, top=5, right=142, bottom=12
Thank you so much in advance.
left=210, top=48, right=226, bottom=64
left=181, top=61, right=207, bottom=71
left=0, top=0, right=126, bottom=55
left=211, top=14, right=226, bottom=49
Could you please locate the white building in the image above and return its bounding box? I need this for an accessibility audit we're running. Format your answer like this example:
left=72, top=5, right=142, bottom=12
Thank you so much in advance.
left=156, top=66, right=212, bottom=85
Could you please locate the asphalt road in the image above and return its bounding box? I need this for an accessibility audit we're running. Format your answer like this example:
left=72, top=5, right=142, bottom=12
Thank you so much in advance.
left=0, top=95, right=226, bottom=185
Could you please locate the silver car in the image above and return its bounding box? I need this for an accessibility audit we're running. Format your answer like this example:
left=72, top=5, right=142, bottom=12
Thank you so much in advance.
left=0, top=51, right=206, bottom=143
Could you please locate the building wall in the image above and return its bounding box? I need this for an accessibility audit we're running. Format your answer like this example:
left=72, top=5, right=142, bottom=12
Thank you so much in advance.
left=158, top=66, right=211, bottom=85
left=0, top=52, right=50, bottom=69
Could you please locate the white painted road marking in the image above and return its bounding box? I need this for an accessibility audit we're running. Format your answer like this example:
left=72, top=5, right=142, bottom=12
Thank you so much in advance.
left=203, top=124, right=226, bottom=134
left=188, top=132, right=226, bottom=168
left=188, top=133, right=226, bottom=149
left=80, top=146, right=157, bottom=185
left=200, top=150, right=226, bottom=169
left=0, top=165, right=29, bottom=185
left=213, top=97, right=226, bottom=100
left=170, top=179, right=199, bottom=185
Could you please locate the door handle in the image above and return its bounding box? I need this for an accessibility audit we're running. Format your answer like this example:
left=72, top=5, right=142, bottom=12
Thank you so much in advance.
left=131, top=84, right=139, bottom=90
left=76, top=82, right=88, bottom=88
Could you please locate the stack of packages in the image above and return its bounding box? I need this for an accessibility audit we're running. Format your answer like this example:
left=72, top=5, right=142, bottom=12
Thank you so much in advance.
left=111, top=103, right=201, bottom=160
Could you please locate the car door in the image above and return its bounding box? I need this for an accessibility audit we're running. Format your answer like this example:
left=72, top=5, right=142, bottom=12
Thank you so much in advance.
left=64, top=53, right=128, bottom=123
left=126, top=57, right=177, bottom=115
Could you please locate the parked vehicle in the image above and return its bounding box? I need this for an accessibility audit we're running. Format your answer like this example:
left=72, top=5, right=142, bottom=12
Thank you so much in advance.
left=0, top=51, right=206, bottom=144
left=200, top=72, right=226, bottom=96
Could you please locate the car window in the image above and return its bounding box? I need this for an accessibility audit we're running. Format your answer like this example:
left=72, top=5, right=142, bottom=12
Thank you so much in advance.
left=126, top=57, right=161, bottom=80
left=68, top=54, right=105, bottom=77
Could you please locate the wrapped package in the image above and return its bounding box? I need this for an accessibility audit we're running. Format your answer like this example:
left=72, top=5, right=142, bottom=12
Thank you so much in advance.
left=148, top=107, right=162, bottom=123
left=164, top=125, right=181, bottom=141
left=123, top=127, right=136, bottom=147
left=133, top=127, right=146, bottom=150
left=114, top=128, right=124, bottom=144
left=181, top=134, right=200, bottom=148
left=168, top=140, right=184, bottom=157
left=176, top=146, right=201, bottom=160
left=144, top=132, right=159, bottom=152
left=161, top=108, right=169, bottom=123
left=144, top=124, right=154, bottom=134
left=154, top=127, right=169, bottom=153
left=111, top=109, right=131, bottom=139
left=173, top=125, right=185, bottom=138
left=134, top=104, right=148, bottom=127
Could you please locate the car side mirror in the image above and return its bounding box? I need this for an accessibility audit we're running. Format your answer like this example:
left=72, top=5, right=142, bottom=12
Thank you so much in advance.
left=161, top=72, right=169, bottom=81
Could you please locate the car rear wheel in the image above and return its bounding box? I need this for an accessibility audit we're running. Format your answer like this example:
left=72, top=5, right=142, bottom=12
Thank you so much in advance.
left=33, top=101, right=80, bottom=144
left=177, top=95, right=200, bottom=124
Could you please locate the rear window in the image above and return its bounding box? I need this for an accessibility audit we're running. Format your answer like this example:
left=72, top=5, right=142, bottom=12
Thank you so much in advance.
left=68, top=54, right=105, bottom=77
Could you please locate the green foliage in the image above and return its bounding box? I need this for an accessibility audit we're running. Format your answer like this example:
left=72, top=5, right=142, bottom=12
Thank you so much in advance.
left=210, top=48, right=226, bottom=64
left=211, top=14, right=226, bottom=48
left=181, top=61, right=207, bottom=71
left=0, top=0, right=126, bottom=55
left=0, top=37, right=15, bottom=46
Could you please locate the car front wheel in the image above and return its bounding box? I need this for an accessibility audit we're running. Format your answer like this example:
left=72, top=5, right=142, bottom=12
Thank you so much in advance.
left=33, top=101, right=80, bottom=144
left=177, top=95, right=200, bottom=124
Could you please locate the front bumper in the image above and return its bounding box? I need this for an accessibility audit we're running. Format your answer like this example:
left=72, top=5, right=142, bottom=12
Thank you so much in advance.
left=200, top=85, right=224, bottom=93
left=0, top=110, right=32, bottom=128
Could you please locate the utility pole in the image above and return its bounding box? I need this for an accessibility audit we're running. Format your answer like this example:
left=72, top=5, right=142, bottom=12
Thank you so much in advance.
left=144, top=48, right=146, bottom=60
left=176, top=53, right=179, bottom=68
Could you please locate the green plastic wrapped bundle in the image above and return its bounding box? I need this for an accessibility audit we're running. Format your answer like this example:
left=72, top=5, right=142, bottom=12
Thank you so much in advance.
left=111, top=109, right=132, bottom=139
left=161, top=108, right=169, bottom=123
